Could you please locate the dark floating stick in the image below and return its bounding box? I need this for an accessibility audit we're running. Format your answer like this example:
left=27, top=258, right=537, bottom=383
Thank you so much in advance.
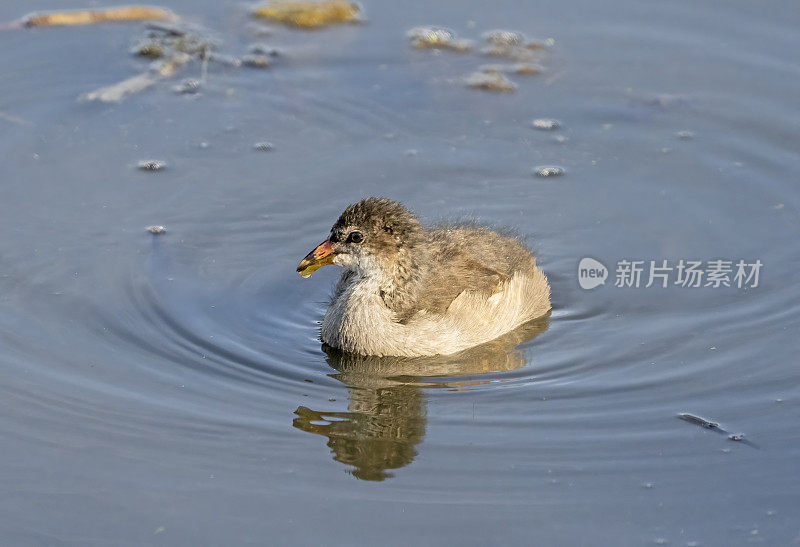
left=678, top=412, right=759, bottom=448
left=678, top=413, right=719, bottom=429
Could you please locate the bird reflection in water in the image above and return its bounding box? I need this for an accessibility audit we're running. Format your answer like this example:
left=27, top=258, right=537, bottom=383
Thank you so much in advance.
left=293, top=313, right=550, bottom=481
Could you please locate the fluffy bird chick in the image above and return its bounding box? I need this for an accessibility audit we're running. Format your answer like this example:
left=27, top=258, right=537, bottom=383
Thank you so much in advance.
left=297, top=198, right=551, bottom=357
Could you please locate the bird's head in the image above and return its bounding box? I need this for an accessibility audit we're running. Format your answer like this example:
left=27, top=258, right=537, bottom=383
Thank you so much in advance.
left=297, top=197, right=424, bottom=279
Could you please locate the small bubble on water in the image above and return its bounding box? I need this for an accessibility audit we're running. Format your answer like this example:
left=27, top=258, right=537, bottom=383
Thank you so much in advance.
left=146, top=225, right=166, bottom=234
left=404, top=148, right=418, bottom=157
left=533, top=165, right=565, bottom=177
left=641, top=482, right=655, bottom=489
left=676, top=130, right=695, bottom=140
left=532, top=118, right=560, bottom=130
left=553, top=135, right=569, bottom=143
left=253, top=141, right=274, bottom=152
left=137, top=160, right=166, bottom=171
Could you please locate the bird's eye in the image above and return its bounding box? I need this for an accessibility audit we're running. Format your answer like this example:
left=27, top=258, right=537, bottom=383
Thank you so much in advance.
left=347, top=231, right=364, bottom=244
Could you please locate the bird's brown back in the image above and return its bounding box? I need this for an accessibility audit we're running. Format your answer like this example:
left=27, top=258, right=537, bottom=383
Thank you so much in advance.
left=398, top=225, right=537, bottom=321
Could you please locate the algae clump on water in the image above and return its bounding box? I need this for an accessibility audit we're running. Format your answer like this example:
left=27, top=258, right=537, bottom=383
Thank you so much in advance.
left=253, top=0, right=361, bottom=29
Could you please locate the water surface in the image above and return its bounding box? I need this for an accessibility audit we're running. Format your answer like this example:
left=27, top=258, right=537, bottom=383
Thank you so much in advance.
left=1, top=0, right=798, bottom=544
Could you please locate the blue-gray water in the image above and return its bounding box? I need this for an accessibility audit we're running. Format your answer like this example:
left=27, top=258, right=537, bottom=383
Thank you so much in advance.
left=1, top=0, right=798, bottom=545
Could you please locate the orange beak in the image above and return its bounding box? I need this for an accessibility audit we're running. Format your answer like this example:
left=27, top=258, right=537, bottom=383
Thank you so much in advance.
left=297, top=240, right=335, bottom=278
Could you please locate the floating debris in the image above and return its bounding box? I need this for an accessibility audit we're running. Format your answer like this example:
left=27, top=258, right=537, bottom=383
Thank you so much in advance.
left=483, top=29, right=525, bottom=47
left=253, top=141, right=274, bottom=152
left=512, top=63, right=543, bottom=75
left=480, top=29, right=547, bottom=61
left=676, top=130, right=695, bottom=140
left=242, top=54, right=271, bottom=68
left=137, top=159, right=167, bottom=171
left=146, top=225, right=166, bottom=234
left=532, top=118, right=560, bottom=130
left=81, top=22, right=224, bottom=102
left=253, top=0, right=361, bottom=29
left=133, top=41, right=165, bottom=59
left=407, top=25, right=550, bottom=94
left=207, top=53, right=242, bottom=67
left=464, top=71, right=516, bottom=92
left=407, top=26, right=472, bottom=51
left=83, top=52, right=191, bottom=102
left=17, top=6, right=176, bottom=28
left=249, top=43, right=281, bottom=57
left=533, top=165, right=565, bottom=177
left=678, top=413, right=719, bottom=429
left=146, top=21, right=186, bottom=36
left=173, top=78, right=200, bottom=94
left=480, top=63, right=543, bottom=76
left=141, top=26, right=219, bottom=58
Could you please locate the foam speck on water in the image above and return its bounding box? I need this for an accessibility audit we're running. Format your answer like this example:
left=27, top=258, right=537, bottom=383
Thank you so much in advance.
left=137, top=160, right=167, bottom=171
left=532, top=118, right=561, bottom=130
left=533, top=165, right=565, bottom=177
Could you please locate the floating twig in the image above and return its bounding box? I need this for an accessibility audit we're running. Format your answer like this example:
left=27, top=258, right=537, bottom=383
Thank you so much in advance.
left=82, top=52, right=190, bottom=102
left=13, top=6, right=176, bottom=29
left=678, top=413, right=719, bottom=429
